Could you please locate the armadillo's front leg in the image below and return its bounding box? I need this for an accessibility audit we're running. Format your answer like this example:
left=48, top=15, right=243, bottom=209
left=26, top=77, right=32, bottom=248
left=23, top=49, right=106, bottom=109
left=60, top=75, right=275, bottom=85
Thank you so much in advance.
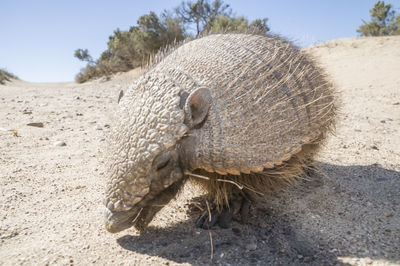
left=196, top=191, right=251, bottom=229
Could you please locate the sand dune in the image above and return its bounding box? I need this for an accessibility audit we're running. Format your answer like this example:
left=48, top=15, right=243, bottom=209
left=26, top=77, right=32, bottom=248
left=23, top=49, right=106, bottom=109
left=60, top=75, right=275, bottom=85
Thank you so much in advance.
left=0, top=36, right=399, bottom=265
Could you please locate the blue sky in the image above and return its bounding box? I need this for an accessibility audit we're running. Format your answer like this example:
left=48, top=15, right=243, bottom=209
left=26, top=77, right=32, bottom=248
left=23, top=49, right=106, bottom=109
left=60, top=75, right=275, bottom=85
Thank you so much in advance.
left=1, top=0, right=399, bottom=82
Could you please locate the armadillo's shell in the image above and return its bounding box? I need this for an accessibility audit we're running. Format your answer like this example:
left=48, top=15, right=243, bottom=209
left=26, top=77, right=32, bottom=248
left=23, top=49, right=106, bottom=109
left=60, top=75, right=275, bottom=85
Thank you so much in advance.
left=151, top=34, right=335, bottom=175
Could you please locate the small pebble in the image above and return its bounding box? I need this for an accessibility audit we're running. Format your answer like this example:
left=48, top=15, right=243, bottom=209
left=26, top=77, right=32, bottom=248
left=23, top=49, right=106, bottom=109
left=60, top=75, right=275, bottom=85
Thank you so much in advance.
left=96, top=136, right=105, bottom=142
left=245, top=243, right=257, bottom=251
left=371, top=145, right=379, bottom=150
left=232, top=227, right=241, bottom=236
left=95, top=125, right=102, bottom=130
left=27, top=122, right=44, bottom=128
left=364, top=258, right=373, bottom=264
left=53, top=141, right=66, bottom=147
left=303, top=256, right=313, bottom=263
left=383, top=211, right=393, bottom=217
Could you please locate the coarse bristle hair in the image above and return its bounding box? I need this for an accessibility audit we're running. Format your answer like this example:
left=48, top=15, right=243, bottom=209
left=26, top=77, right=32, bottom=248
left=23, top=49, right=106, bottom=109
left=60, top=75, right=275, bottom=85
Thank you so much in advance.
left=190, top=132, right=333, bottom=209
left=146, top=31, right=337, bottom=209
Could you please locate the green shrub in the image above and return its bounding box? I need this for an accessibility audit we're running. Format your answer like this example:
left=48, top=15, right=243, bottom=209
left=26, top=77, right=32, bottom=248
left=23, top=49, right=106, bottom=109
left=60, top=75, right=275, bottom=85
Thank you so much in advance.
left=74, top=0, right=270, bottom=83
left=74, top=12, right=185, bottom=83
left=357, top=1, right=400, bottom=36
left=207, top=15, right=269, bottom=34
left=75, top=65, right=103, bottom=83
left=175, top=0, right=231, bottom=36
left=0, top=69, right=18, bottom=84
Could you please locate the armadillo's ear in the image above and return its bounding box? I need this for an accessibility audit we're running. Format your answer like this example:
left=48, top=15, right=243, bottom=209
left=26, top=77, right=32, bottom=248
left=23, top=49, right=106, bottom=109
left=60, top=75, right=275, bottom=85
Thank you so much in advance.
left=183, top=87, right=212, bottom=128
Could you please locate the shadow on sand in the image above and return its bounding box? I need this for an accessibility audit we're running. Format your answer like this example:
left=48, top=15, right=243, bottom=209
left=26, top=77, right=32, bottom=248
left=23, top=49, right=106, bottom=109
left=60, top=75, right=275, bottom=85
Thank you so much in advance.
left=117, top=163, right=400, bottom=265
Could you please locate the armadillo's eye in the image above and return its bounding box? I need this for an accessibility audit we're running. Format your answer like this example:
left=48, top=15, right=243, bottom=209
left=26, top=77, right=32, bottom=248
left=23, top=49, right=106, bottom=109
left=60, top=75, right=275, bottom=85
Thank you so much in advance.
left=153, top=152, right=171, bottom=171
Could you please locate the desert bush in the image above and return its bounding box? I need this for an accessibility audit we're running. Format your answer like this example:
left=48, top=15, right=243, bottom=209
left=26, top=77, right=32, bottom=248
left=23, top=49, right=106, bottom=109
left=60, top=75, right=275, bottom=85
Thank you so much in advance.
left=0, top=69, right=18, bottom=84
left=175, top=0, right=231, bottom=36
left=390, top=15, right=400, bottom=35
left=357, top=1, right=400, bottom=36
left=75, top=11, right=185, bottom=83
left=74, top=0, right=270, bottom=83
left=207, top=15, right=269, bottom=34
left=75, top=65, right=103, bottom=83
left=175, top=0, right=269, bottom=35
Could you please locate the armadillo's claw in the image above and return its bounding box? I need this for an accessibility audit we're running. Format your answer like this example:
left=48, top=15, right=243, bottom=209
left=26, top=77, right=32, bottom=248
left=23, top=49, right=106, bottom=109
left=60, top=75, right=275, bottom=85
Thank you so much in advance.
left=196, top=209, right=221, bottom=229
left=195, top=195, right=251, bottom=229
left=239, top=198, right=251, bottom=223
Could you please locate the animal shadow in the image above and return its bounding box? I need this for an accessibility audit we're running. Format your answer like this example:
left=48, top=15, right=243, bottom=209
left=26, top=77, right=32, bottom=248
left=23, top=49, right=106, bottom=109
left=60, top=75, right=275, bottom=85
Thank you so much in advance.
left=117, top=163, right=400, bottom=265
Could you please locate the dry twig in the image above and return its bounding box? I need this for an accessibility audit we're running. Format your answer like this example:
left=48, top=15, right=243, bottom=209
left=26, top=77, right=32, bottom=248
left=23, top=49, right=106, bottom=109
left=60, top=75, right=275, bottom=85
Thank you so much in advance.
left=185, top=171, right=264, bottom=196
left=205, top=200, right=214, bottom=260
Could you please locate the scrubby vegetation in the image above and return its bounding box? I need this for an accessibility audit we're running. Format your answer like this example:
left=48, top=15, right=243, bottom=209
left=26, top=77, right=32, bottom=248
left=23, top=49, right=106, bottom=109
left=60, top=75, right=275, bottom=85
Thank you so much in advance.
left=357, top=1, right=400, bottom=36
left=75, top=12, right=185, bottom=83
left=74, top=0, right=269, bottom=83
left=0, top=69, right=18, bottom=84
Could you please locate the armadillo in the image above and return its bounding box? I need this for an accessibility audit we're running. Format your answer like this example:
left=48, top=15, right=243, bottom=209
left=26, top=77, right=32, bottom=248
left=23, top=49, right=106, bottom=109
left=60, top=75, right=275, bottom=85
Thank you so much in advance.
left=103, top=33, right=336, bottom=233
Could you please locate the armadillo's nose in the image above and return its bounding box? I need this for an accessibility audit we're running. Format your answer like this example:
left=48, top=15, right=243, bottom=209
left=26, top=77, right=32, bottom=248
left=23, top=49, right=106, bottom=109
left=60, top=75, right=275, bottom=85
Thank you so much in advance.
left=104, top=207, right=135, bottom=233
left=104, top=208, right=120, bottom=233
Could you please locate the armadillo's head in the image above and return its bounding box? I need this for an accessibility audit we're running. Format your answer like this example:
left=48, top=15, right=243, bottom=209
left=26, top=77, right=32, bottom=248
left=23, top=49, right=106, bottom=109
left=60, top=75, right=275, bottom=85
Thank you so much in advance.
left=104, top=74, right=212, bottom=233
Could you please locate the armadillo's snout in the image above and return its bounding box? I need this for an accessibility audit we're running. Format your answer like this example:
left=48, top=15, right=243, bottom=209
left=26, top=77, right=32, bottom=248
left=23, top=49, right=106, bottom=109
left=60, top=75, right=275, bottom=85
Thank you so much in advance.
left=104, top=207, right=138, bottom=233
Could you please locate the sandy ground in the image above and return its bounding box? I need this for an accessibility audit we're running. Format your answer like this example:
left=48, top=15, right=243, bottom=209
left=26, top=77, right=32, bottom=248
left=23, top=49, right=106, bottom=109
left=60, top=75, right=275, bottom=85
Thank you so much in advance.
left=0, top=36, right=399, bottom=265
